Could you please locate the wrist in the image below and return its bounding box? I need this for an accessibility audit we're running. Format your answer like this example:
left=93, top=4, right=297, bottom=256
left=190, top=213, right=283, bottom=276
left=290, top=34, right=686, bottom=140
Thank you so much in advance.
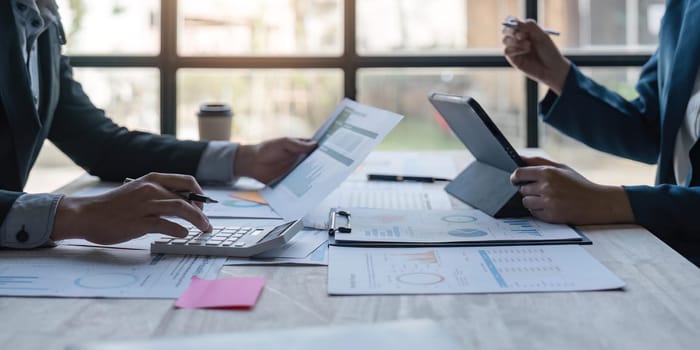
left=233, top=144, right=255, bottom=178
left=546, top=58, right=571, bottom=96
left=596, top=185, right=635, bottom=224
left=51, top=196, right=86, bottom=241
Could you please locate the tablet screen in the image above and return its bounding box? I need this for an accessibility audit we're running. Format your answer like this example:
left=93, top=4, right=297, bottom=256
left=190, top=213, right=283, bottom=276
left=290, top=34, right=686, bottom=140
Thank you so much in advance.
left=428, top=93, right=526, bottom=171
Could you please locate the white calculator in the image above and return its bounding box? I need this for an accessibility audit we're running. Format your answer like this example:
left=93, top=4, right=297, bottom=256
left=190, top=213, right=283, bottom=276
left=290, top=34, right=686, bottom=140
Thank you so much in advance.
left=151, top=220, right=303, bottom=257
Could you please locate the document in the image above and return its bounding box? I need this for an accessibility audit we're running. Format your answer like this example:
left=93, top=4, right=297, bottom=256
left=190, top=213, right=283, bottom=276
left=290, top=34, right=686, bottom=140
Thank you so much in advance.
left=262, top=99, right=403, bottom=219
left=327, top=245, right=625, bottom=295
left=254, top=228, right=328, bottom=259
left=203, top=188, right=280, bottom=219
left=329, top=208, right=586, bottom=245
left=349, top=150, right=461, bottom=181
left=71, top=183, right=280, bottom=219
left=0, top=246, right=226, bottom=298
left=225, top=241, right=329, bottom=266
left=303, top=181, right=453, bottom=229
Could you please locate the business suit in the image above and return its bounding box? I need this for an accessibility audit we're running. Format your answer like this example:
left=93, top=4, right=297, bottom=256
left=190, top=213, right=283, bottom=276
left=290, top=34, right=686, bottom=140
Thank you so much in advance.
left=540, top=0, right=700, bottom=263
left=0, top=3, right=208, bottom=236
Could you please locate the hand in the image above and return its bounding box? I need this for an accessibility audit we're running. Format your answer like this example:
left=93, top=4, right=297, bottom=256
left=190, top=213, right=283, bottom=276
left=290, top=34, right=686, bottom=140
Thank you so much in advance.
left=510, top=156, right=635, bottom=225
left=502, top=16, right=571, bottom=95
left=51, top=173, right=212, bottom=245
left=234, top=137, right=317, bottom=184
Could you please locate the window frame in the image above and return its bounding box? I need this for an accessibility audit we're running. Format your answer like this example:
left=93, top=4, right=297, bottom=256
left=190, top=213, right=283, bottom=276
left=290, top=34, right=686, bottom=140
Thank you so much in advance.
left=68, top=0, right=652, bottom=147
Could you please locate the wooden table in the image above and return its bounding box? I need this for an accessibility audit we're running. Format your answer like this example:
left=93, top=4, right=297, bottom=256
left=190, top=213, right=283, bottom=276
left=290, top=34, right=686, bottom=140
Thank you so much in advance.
left=2, top=152, right=699, bottom=350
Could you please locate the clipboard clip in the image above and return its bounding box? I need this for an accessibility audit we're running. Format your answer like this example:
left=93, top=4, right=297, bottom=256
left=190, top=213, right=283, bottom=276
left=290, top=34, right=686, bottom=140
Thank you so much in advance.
left=328, top=209, right=352, bottom=235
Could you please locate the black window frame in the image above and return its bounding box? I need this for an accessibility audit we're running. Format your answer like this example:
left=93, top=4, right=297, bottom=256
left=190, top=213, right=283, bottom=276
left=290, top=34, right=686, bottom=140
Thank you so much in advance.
left=68, top=0, right=652, bottom=147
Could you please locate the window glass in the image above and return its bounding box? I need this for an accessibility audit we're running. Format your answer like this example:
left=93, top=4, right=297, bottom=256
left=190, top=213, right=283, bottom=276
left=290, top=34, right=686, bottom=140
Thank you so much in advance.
left=178, top=0, right=342, bottom=56
left=358, top=68, right=526, bottom=149
left=540, top=67, right=656, bottom=186
left=357, top=0, right=520, bottom=55
left=540, top=0, right=664, bottom=52
left=177, top=69, right=343, bottom=143
left=57, top=0, right=160, bottom=55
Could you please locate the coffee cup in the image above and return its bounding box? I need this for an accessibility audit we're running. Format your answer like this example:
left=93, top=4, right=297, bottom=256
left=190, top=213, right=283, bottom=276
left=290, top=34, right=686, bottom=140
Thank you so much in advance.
left=197, top=103, right=233, bottom=141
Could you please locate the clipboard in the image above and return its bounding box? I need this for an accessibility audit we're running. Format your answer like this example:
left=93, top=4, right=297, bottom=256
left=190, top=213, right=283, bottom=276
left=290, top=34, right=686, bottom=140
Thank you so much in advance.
left=325, top=208, right=591, bottom=247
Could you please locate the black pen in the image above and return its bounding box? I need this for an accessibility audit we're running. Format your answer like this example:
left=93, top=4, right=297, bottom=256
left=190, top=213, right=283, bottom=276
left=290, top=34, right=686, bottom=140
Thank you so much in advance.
left=367, top=174, right=452, bottom=183
left=123, top=178, right=219, bottom=203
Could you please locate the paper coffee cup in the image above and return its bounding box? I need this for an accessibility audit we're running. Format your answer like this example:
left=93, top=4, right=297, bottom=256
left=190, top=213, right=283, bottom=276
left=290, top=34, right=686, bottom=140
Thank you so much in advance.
left=197, top=103, right=233, bottom=141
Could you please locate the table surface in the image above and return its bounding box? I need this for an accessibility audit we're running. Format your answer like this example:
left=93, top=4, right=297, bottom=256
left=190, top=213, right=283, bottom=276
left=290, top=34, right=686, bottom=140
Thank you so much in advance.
left=2, top=151, right=699, bottom=350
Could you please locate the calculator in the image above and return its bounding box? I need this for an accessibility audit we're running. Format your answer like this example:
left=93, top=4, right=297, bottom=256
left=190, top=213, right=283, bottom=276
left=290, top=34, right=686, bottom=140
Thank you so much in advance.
left=151, top=220, right=303, bottom=257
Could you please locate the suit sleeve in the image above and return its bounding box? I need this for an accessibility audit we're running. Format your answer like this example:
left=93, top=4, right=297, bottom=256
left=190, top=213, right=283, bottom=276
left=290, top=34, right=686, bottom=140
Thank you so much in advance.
left=48, top=56, right=209, bottom=181
left=540, top=53, right=662, bottom=164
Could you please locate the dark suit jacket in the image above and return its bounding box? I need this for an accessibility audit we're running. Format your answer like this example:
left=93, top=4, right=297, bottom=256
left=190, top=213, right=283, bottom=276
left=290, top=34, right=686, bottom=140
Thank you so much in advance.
left=540, top=0, right=700, bottom=262
left=0, top=2, right=209, bottom=227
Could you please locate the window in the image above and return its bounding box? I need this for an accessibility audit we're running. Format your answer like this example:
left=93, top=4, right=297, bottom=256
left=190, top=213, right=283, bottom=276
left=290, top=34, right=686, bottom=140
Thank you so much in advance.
left=27, top=0, right=662, bottom=193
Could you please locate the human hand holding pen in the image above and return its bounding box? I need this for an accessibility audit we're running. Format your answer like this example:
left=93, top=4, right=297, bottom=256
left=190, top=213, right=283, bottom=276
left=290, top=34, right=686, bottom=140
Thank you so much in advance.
left=501, top=16, right=571, bottom=95
left=51, top=173, right=213, bottom=245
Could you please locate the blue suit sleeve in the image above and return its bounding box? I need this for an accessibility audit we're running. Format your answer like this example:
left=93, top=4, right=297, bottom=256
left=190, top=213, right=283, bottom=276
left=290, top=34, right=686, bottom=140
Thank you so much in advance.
left=540, top=54, right=662, bottom=164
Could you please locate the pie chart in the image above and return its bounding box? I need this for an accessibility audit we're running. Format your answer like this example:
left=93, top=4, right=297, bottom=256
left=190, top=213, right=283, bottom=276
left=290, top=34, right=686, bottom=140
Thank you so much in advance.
left=448, top=228, right=488, bottom=238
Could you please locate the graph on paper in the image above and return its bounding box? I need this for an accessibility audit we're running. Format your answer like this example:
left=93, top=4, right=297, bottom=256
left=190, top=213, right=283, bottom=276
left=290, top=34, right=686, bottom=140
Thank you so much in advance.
left=328, top=245, right=625, bottom=295
left=331, top=208, right=584, bottom=245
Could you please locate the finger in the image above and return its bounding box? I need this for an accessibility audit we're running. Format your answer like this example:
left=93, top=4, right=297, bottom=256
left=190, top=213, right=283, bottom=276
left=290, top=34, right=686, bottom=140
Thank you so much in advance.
left=283, top=138, right=317, bottom=154
left=146, top=199, right=211, bottom=232
left=519, top=18, right=549, bottom=42
left=520, top=156, right=562, bottom=167
left=141, top=217, right=189, bottom=238
left=519, top=183, right=541, bottom=196
left=141, top=172, right=204, bottom=195
left=504, top=42, right=531, bottom=55
left=522, top=195, right=545, bottom=211
left=510, top=167, right=547, bottom=184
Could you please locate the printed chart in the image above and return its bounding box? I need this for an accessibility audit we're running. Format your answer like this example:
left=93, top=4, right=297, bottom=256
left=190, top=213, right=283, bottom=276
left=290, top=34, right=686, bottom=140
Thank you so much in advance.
left=328, top=245, right=625, bottom=295
left=331, top=208, right=583, bottom=244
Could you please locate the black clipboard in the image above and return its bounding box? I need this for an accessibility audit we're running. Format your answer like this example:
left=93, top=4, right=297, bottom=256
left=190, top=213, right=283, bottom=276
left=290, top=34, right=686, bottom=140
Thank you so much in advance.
left=428, top=92, right=529, bottom=218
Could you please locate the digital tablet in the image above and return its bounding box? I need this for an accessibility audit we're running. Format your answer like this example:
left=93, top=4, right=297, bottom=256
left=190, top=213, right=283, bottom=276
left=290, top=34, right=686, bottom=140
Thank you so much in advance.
left=428, top=92, right=529, bottom=218
left=428, top=92, right=526, bottom=171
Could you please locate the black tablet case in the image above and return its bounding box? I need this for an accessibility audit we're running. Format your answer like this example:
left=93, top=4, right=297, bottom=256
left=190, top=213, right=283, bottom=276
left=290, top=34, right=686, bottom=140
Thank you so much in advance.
left=429, top=93, right=530, bottom=218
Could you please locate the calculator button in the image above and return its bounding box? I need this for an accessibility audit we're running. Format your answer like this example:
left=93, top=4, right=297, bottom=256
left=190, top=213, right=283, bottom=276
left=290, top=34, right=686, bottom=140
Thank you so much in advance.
left=234, top=242, right=246, bottom=247
left=206, top=242, right=221, bottom=246
left=171, top=239, right=188, bottom=245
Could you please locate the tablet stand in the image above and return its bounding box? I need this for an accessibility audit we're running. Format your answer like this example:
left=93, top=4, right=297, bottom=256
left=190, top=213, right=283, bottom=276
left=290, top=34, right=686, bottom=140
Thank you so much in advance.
left=445, top=161, right=530, bottom=218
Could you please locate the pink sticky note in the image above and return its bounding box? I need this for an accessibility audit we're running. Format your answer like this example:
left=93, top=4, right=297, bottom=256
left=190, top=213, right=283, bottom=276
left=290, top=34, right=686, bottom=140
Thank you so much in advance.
left=175, top=276, right=265, bottom=309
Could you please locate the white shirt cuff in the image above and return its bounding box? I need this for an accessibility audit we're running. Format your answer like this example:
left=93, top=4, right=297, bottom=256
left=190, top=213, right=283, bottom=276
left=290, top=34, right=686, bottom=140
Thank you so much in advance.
left=0, top=193, right=62, bottom=249
left=195, top=141, right=239, bottom=185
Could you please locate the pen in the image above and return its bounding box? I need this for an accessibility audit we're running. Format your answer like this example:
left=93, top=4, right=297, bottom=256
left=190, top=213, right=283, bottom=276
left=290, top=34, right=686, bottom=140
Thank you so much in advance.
left=367, top=174, right=452, bottom=183
left=123, top=178, right=219, bottom=204
left=502, top=21, right=560, bottom=36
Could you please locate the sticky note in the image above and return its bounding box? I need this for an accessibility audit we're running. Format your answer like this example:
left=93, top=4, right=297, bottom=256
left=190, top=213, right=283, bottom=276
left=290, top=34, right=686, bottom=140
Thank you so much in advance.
left=175, top=276, right=265, bottom=309
left=231, top=191, right=268, bottom=204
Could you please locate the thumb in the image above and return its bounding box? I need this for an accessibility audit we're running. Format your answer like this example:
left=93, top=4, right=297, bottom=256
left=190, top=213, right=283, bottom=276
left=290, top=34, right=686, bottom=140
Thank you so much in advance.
left=518, top=19, right=550, bottom=43
left=284, top=138, right=317, bottom=154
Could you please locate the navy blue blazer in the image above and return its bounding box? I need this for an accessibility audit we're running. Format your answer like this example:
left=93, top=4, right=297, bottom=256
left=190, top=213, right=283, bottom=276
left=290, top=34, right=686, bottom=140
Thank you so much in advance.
left=540, top=0, right=700, bottom=262
left=0, top=3, right=208, bottom=226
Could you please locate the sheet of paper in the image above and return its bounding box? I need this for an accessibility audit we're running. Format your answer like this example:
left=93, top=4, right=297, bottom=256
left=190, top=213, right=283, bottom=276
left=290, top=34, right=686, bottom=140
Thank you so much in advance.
left=225, top=241, right=329, bottom=266
left=254, top=228, right=328, bottom=259
left=331, top=208, right=583, bottom=244
left=349, top=151, right=460, bottom=181
left=0, top=246, right=226, bottom=298
left=175, top=276, right=265, bottom=309
left=328, top=245, right=624, bottom=295
left=262, top=99, right=403, bottom=219
left=303, top=181, right=453, bottom=229
left=58, top=233, right=167, bottom=250
left=203, top=188, right=279, bottom=218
